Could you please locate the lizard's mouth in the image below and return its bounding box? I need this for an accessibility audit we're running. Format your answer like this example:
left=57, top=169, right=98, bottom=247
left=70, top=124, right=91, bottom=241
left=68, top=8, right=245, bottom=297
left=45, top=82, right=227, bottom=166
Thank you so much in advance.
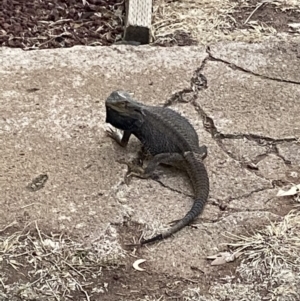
left=106, top=101, right=142, bottom=117
left=106, top=105, right=129, bottom=118
left=105, top=103, right=129, bottom=114
left=105, top=105, right=139, bottom=130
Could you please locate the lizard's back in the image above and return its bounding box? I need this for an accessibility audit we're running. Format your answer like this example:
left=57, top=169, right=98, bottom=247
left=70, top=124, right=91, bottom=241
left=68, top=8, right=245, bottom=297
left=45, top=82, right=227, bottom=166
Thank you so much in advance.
left=134, top=105, right=201, bottom=156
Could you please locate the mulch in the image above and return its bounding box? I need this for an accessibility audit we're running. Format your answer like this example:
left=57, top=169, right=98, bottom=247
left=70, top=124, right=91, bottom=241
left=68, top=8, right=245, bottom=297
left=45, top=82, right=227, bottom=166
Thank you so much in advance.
left=0, top=0, right=125, bottom=50
left=0, top=0, right=299, bottom=50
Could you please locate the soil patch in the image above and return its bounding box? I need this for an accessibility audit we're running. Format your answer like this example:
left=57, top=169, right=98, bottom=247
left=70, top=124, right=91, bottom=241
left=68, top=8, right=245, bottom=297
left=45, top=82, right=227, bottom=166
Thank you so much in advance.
left=231, top=0, right=300, bottom=33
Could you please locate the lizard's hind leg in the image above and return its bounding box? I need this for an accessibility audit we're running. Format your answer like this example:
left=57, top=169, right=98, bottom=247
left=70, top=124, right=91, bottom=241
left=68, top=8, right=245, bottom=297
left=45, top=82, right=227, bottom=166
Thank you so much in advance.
left=143, top=152, right=185, bottom=176
left=119, top=153, right=185, bottom=181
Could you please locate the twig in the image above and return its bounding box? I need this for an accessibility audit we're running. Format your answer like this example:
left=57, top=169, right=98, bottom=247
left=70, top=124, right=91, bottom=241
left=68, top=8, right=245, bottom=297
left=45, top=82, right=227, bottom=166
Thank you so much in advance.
left=244, top=0, right=279, bottom=25
left=35, top=32, right=72, bottom=48
left=46, top=280, right=60, bottom=301
left=35, top=221, right=44, bottom=245
left=48, top=19, right=73, bottom=27
left=0, top=278, right=7, bottom=290
left=64, top=261, right=87, bottom=281
left=0, top=220, right=18, bottom=233
left=244, top=2, right=264, bottom=24
left=21, top=203, right=37, bottom=209
left=75, top=280, right=91, bottom=301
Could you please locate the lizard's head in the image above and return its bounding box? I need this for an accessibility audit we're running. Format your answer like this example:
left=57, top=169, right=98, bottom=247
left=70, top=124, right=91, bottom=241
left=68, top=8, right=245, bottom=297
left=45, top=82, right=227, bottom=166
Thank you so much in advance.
left=105, top=90, right=145, bottom=130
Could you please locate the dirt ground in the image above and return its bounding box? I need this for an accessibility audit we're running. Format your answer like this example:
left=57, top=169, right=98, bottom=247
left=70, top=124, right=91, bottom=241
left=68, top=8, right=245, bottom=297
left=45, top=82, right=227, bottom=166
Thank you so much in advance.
left=231, top=0, right=300, bottom=33
left=1, top=1, right=300, bottom=301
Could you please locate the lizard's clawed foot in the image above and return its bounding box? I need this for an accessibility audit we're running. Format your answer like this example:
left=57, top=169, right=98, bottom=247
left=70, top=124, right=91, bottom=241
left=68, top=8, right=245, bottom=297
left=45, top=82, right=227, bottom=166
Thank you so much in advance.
left=117, top=159, right=145, bottom=174
left=117, top=159, right=150, bottom=181
left=106, top=127, right=122, bottom=142
left=117, top=159, right=158, bottom=185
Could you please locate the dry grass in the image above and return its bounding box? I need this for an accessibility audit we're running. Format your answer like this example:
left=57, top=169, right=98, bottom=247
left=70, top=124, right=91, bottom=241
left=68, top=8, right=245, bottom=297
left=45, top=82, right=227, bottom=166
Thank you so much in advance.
left=152, top=0, right=300, bottom=44
left=0, top=222, right=126, bottom=301
left=183, top=209, right=300, bottom=301
left=152, top=0, right=237, bottom=45
left=226, top=209, right=300, bottom=301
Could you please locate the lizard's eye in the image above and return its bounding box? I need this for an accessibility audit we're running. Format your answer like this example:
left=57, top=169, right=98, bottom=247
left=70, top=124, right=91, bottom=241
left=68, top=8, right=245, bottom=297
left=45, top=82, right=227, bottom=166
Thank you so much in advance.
left=120, top=101, right=128, bottom=108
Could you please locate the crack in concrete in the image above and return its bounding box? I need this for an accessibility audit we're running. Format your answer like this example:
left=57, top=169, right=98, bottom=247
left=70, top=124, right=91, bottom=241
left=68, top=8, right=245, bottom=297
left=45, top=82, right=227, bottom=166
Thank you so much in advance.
left=194, top=205, right=279, bottom=225
left=223, top=207, right=276, bottom=214
left=154, top=178, right=193, bottom=198
left=163, top=53, right=297, bottom=186
left=229, top=187, right=273, bottom=202
left=186, top=66, right=295, bottom=169
left=191, top=98, right=293, bottom=177
left=191, top=96, right=297, bottom=146
left=272, top=144, right=293, bottom=165
left=165, top=61, right=296, bottom=144
left=163, top=56, right=210, bottom=108
left=214, top=132, right=297, bottom=144
left=209, top=187, right=273, bottom=212
left=206, top=46, right=300, bottom=85
left=218, top=143, right=292, bottom=171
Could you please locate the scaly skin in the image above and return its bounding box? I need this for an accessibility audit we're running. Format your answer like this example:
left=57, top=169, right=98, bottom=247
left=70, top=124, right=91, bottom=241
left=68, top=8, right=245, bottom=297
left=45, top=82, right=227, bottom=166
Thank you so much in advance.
left=105, top=90, right=209, bottom=245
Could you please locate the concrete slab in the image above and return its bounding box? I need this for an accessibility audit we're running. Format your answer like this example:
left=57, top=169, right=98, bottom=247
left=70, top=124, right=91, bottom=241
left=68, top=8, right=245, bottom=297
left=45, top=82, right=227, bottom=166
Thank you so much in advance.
left=0, top=42, right=299, bottom=281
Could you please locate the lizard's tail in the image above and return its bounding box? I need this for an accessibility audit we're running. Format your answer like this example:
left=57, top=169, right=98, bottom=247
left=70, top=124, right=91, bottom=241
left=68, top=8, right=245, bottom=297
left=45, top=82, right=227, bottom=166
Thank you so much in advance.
left=141, top=152, right=209, bottom=245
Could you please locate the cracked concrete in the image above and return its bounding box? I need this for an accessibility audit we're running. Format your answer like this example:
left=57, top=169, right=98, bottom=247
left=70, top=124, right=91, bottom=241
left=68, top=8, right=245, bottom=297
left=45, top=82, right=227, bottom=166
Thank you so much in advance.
left=1, top=38, right=300, bottom=278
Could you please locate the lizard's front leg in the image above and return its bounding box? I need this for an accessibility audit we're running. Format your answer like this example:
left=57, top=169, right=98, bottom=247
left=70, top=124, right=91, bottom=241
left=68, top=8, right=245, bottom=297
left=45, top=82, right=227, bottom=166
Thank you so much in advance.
left=106, top=128, right=131, bottom=147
